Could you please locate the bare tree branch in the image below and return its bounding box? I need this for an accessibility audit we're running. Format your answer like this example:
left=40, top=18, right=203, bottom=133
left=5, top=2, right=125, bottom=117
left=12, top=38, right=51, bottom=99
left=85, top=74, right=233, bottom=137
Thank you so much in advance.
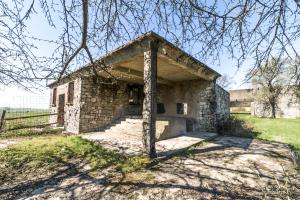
left=1, top=0, right=300, bottom=89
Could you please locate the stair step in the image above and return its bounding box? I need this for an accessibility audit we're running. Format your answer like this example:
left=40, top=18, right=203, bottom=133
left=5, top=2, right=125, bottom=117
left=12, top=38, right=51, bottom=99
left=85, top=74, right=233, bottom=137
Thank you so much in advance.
left=108, top=127, right=142, bottom=131
left=124, top=119, right=143, bottom=123
left=103, top=115, right=169, bottom=135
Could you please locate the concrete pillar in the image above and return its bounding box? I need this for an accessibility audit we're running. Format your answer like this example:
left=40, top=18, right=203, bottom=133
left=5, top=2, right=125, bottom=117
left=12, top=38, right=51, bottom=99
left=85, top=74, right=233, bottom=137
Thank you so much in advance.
left=142, top=40, right=158, bottom=158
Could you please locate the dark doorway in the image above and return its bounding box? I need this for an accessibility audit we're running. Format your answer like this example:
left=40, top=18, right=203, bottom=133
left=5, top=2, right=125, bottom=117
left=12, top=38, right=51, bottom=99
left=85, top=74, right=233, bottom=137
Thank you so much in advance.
left=57, top=94, right=65, bottom=127
left=128, top=84, right=143, bottom=115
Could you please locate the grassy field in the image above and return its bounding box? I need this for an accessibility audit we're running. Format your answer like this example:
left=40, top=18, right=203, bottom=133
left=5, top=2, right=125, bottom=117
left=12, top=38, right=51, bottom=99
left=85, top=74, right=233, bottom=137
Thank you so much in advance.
left=0, top=109, right=53, bottom=138
left=0, top=136, right=149, bottom=183
left=232, top=114, right=300, bottom=149
left=232, top=113, right=300, bottom=170
left=3, top=111, right=50, bottom=130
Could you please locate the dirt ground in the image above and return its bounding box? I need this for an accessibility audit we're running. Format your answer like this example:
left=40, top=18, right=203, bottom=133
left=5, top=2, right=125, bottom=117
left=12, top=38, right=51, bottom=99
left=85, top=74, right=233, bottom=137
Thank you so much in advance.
left=1, top=136, right=299, bottom=199
left=0, top=138, right=25, bottom=149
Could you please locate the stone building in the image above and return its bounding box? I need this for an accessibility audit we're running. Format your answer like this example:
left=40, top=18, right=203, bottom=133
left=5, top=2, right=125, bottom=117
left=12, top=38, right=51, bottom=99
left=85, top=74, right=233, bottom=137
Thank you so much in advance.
left=48, top=32, right=230, bottom=141
left=251, top=88, right=300, bottom=119
left=229, top=89, right=254, bottom=113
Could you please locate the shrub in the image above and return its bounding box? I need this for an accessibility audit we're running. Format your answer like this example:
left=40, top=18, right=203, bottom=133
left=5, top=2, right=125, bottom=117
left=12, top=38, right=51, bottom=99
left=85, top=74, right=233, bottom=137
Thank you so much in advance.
left=217, top=115, right=255, bottom=138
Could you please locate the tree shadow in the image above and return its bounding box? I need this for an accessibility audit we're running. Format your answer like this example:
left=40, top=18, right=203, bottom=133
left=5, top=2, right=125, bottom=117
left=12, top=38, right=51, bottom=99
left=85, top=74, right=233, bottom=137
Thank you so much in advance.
left=218, top=115, right=262, bottom=138
left=1, top=135, right=299, bottom=199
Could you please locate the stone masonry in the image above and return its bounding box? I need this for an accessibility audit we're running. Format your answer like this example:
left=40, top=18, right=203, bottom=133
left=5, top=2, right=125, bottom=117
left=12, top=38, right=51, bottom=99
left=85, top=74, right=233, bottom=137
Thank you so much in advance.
left=79, top=77, right=130, bottom=132
left=49, top=78, right=81, bottom=133
left=48, top=32, right=230, bottom=136
left=157, top=79, right=223, bottom=132
left=49, top=77, right=230, bottom=134
left=215, top=84, right=230, bottom=123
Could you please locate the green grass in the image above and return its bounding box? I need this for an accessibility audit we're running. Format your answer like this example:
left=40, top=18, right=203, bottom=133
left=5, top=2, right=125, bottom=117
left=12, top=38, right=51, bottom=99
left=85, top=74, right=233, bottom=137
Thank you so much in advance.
left=0, top=110, right=55, bottom=139
left=232, top=113, right=300, bottom=170
left=232, top=114, right=300, bottom=148
left=3, top=111, right=49, bottom=130
left=0, top=136, right=150, bottom=182
left=5, top=111, right=49, bottom=118
left=0, top=127, right=63, bottom=139
left=0, top=107, right=48, bottom=113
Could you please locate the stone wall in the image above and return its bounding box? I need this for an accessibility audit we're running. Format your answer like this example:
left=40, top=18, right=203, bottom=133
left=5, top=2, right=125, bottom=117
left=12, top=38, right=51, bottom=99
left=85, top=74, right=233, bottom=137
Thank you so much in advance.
left=251, top=90, right=300, bottom=118
left=215, top=84, right=230, bottom=123
left=49, top=77, right=82, bottom=133
left=229, top=89, right=254, bottom=102
left=229, top=89, right=253, bottom=113
left=79, top=77, right=130, bottom=132
left=49, top=76, right=230, bottom=134
left=156, top=116, right=187, bottom=139
left=157, top=79, right=218, bottom=132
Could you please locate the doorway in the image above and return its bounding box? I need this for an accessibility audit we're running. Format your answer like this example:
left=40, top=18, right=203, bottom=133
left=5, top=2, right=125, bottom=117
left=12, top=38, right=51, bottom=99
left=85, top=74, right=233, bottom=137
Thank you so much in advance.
left=57, top=94, right=65, bottom=127
left=128, top=84, right=143, bottom=115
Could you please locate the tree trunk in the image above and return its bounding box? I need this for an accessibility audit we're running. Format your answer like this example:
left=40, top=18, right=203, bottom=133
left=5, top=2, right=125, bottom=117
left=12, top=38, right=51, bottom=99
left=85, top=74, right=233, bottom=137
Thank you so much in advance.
left=142, top=40, right=158, bottom=159
left=270, top=99, right=276, bottom=118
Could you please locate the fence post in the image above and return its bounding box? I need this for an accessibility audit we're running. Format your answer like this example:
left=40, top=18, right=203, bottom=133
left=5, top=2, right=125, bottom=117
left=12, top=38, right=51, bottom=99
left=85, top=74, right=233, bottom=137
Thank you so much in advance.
left=0, top=110, right=6, bottom=131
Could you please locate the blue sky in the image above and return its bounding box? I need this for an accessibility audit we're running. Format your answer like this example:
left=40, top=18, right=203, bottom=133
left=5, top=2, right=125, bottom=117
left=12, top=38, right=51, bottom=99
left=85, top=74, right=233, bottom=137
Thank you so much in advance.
left=0, top=1, right=298, bottom=109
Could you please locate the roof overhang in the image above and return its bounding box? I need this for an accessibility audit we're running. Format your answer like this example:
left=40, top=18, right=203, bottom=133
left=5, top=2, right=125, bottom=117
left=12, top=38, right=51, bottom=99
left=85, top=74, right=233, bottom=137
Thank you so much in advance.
left=48, top=32, right=220, bottom=87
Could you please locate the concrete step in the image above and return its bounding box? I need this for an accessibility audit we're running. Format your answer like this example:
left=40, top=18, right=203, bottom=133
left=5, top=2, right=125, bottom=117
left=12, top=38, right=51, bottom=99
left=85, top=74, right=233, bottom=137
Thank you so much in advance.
left=124, top=119, right=143, bottom=123
left=105, top=128, right=142, bottom=133
left=111, top=122, right=142, bottom=128
left=121, top=121, right=142, bottom=125
left=103, top=116, right=170, bottom=139
left=104, top=120, right=142, bottom=133
left=157, top=132, right=219, bottom=157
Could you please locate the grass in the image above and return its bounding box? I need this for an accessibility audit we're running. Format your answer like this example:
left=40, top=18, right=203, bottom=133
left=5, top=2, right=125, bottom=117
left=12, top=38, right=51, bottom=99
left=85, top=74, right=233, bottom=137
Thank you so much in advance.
left=232, top=114, right=300, bottom=148
left=0, top=110, right=57, bottom=139
left=232, top=113, right=300, bottom=170
left=0, top=128, right=63, bottom=139
left=3, top=111, right=49, bottom=130
left=0, top=136, right=150, bottom=182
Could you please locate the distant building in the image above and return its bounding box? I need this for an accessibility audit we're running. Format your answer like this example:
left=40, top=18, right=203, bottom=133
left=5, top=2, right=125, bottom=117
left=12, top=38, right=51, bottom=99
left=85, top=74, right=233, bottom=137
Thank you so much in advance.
left=229, top=88, right=300, bottom=118
left=251, top=88, right=300, bottom=119
left=229, top=89, right=254, bottom=113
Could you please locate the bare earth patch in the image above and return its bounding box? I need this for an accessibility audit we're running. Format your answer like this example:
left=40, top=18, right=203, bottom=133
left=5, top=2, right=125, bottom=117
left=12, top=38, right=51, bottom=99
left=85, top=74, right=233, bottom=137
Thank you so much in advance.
left=0, top=138, right=25, bottom=149
left=0, top=136, right=299, bottom=199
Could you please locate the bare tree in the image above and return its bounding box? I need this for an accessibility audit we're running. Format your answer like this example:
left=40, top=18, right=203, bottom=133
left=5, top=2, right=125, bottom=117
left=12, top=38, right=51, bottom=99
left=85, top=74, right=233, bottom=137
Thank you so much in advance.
left=288, top=56, right=300, bottom=99
left=250, top=57, right=289, bottom=118
left=217, top=74, right=234, bottom=90
left=1, top=0, right=300, bottom=88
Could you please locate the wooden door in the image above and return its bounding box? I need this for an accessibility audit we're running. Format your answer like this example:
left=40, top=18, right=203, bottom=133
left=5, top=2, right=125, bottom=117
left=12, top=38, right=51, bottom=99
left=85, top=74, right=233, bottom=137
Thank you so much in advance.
left=57, top=94, right=65, bottom=127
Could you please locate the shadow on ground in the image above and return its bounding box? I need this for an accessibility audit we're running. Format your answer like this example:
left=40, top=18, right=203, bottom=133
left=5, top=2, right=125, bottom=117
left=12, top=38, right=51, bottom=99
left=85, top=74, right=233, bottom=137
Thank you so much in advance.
left=218, top=115, right=262, bottom=139
left=0, top=136, right=299, bottom=200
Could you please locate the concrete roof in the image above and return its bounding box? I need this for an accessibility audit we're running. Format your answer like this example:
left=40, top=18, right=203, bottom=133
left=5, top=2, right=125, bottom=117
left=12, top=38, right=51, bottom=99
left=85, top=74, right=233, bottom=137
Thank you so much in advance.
left=48, top=32, right=221, bottom=87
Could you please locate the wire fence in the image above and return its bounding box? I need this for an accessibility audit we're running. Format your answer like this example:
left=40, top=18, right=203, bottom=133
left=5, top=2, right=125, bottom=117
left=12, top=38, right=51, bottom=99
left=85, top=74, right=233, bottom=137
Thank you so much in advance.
left=0, top=96, right=56, bottom=132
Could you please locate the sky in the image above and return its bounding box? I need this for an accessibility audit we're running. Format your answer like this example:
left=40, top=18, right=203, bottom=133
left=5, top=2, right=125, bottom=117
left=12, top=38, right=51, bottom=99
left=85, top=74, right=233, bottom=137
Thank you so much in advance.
left=0, top=1, right=297, bottom=109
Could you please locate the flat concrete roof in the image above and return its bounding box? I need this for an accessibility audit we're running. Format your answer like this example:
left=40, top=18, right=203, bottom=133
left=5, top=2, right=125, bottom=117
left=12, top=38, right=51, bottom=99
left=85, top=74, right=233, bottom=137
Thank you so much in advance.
left=48, top=32, right=221, bottom=87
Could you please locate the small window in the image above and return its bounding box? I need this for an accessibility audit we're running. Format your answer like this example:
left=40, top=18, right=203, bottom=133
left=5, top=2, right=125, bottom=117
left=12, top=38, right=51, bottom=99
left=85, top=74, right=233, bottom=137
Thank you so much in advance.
left=157, top=103, right=165, bottom=114
left=52, top=88, right=57, bottom=106
left=68, top=82, right=74, bottom=104
left=177, top=103, right=187, bottom=115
